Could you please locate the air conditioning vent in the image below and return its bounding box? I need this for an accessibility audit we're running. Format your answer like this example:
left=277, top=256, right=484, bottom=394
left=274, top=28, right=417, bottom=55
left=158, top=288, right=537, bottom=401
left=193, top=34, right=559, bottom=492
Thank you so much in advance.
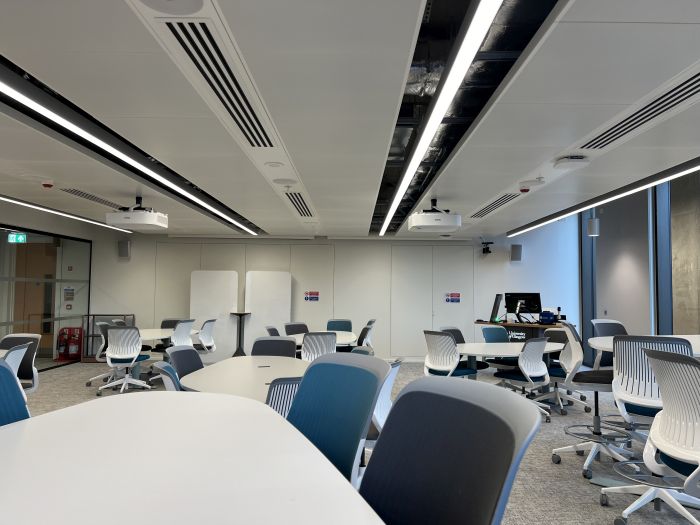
left=582, top=71, right=700, bottom=150
left=165, top=21, right=272, bottom=148
left=60, top=188, right=124, bottom=210
left=470, top=193, right=519, bottom=218
left=285, top=192, right=313, bottom=218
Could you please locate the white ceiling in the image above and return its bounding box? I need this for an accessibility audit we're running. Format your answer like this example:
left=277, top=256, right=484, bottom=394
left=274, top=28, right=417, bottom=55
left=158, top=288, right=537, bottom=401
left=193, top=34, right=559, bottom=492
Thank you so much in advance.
left=2, top=0, right=700, bottom=239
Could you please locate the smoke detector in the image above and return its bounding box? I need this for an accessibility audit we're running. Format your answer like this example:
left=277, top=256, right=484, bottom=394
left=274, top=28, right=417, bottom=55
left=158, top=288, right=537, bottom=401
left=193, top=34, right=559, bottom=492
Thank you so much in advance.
left=519, top=176, right=545, bottom=193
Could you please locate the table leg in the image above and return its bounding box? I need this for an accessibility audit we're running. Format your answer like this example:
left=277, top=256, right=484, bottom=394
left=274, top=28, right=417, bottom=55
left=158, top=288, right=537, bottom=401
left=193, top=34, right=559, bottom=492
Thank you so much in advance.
left=233, top=315, right=246, bottom=357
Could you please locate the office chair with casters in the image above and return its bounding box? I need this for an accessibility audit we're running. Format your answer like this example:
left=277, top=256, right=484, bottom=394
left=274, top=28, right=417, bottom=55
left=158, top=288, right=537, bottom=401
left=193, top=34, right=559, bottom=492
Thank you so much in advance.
left=111, top=319, right=127, bottom=326
left=251, top=336, right=296, bottom=357
left=327, top=319, right=352, bottom=332
left=98, top=327, right=151, bottom=396
left=482, top=325, right=519, bottom=370
left=591, top=318, right=627, bottom=368
left=87, top=322, right=119, bottom=388
left=300, top=332, right=336, bottom=361
left=0, top=360, right=30, bottom=426
left=1, top=343, right=30, bottom=400
left=601, top=349, right=700, bottom=525
left=265, top=376, right=302, bottom=418
left=194, top=319, right=216, bottom=353
left=423, top=330, right=476, bottom=378
left=0, top=334, right=41, bottom=394
left=151, top=361, right=181, bottom=391
left=265, top=326, right=280, bottom=336
left=359, top=376, right=540, bottom=525
left=171, top=319, right=195, bottom=347
left=287, top=353, right=389, bottom=486
left=152, top=318, right=180, bottom=353
left=364, top=359, right=402, bottom=452
left=165, top=345, right=204, bottom=379
left=441, top=326, right=489, bottom=371
left=284, top=322, right=309, bottom=336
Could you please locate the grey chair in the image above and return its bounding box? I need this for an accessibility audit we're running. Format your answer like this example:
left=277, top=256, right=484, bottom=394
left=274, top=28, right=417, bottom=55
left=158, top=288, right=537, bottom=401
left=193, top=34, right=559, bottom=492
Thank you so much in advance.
left=166, top=346, right=204, bottom=378
left=152, top=361, right=181, bottom=391
left=482, top=325, right=518, bottom=369
left=153, top=318, right=180, bottom=352
left=251, top=336, right=296, bottom=357
left=284, top=322, right=309, bottom=336
left=265, top=326, right=280, bottom=336
left=0, top=334, right=41, bottom=393
left=359, top=376, right=541, bottom=525
left=0, top=360, right=30, bottom=426
left=327, top=319, right=352, bottom=332
left=265, top=376, right=302, bottom=418
left=591, top=319, right=627, bottom=368
left=351, top=346, right=374, bottom=356
left=287, top=353, right=390, bottom=482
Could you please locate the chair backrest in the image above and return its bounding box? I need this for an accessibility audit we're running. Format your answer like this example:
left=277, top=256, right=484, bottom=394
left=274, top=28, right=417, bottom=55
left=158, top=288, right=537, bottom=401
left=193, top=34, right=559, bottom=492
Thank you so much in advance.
left=159, top=318, right=180, bottom=345
left=518, top=338, right=548, bottom=381
left=0, top=360, right=30, bottom=427
left=2, top=343, right=30, bottom=382
left=557, top=321, right=585, bottom=377
left=351, top=346, right=374, bottom=356
left=198, top=319, right=216, bottom=350
left=94, top=322, right=112, bottom=362
left=106, top=327, right=142, bottom=361
left=0, top=334, right=41, bottom=381
left=301, top=332, right=336, bottom=361
left=440, top=326, right=466, bottom=344
left=327, top=319, right=352, bottom=332
left=251, top=336, right=296, bottom=357
left=172, top=319, right=195, bottom=346
left=423, top=330, right=459, bottom=374
left=265, top=326, right=280, bottom=336
left=111, top=319, right=127, bottom=326
left=366, top=319, right=376, bottom=326
left=166, top=345, right=204, bottom=378
left=152, top=361, right=181, bottom=391
left=613, top=336, right=692, bottom=407
left=265, top=376, right=302, bottom=418
left=284, top=322, right=309, bottom=336
left=591, top=319, right=628, bottom=337
left=373, top=359, right=402, bottom=432
left=543, top=328, right=567, bottom=345
left=359, top=376, right=540, bottom=525
left=287, top=353, right=389, bottom=480
left=482, top=325, right=509, bottom=343
left=356, top=325, right=371, bottom=346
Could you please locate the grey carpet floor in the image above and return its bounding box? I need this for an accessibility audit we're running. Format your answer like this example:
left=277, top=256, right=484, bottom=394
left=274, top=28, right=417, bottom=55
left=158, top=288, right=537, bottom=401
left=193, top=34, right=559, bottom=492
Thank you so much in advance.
left=28, top=360, right=698, bottom=525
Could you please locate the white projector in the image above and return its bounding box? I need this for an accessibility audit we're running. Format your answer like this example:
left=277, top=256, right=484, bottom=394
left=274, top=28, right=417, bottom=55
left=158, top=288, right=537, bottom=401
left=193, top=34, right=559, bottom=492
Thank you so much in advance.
left=106, top=210, right=168, bottom=231
left=408, top=211, right=462, bottom=233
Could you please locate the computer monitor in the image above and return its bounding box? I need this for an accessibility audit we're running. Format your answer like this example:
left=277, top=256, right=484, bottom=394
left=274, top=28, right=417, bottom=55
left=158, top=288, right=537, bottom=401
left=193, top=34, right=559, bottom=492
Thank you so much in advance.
left=504, top=293, right=542, bottom=314
left=489, top=294, right=502, bottom=322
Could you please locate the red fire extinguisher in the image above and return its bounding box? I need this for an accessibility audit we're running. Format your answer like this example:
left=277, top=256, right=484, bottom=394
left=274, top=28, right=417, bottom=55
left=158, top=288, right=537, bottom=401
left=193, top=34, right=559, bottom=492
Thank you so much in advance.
left=56, top=328, right=83, bottom=361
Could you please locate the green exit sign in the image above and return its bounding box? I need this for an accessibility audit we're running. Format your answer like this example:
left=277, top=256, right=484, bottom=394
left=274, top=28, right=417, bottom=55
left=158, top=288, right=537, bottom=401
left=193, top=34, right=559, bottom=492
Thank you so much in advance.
left=7, top=232, right=27, bottom=244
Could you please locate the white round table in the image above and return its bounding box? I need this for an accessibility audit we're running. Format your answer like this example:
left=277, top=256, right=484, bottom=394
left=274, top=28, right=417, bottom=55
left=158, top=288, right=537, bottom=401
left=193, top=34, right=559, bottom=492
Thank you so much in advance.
left=291, top=331, right=357, bottom=347
left=0, top=393, right=381, bottom=524
left=457, top=341, right=564, bottom=358
left=180, top=356, right=309, bottom=402
left=588, top=335, right=700, bottom=356
left=139, top=328, right=198, bottom=341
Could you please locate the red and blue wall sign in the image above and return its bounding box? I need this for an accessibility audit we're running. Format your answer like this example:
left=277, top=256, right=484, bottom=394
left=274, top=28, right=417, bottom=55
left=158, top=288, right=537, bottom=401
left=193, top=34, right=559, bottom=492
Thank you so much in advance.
left=304, top=291, right=320, bottom=302
left=445, top=292, right=461, bottom=303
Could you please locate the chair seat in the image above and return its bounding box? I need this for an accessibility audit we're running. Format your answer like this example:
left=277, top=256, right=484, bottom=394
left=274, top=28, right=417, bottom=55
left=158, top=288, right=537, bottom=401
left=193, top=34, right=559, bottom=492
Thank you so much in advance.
left=548, top=366, right=567, bottom=378
left=111, top=354, right=151, bottom=364
left=572, top=369, right=613, bottom=384
left=660, top=452, right=698, bottom=477
left=493, top=370, right=546, bottom=383
left=486, top=357, right=519, bottom=367
left=624, top=402, right=661, bottom=418
left=427, top=361, right=476, bottom=377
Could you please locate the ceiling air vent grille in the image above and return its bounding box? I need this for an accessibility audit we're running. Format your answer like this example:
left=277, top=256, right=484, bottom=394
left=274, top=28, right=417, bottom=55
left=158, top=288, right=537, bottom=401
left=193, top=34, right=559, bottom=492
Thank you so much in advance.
left=165, top=21, right=273, bottom=148
left=60, top=188, right=123, bottom=209
left=285, top=192, right=313, bottom=217
left=582, top=71, right=700, bottom=150
left=470, top=193, right=519, bottom=218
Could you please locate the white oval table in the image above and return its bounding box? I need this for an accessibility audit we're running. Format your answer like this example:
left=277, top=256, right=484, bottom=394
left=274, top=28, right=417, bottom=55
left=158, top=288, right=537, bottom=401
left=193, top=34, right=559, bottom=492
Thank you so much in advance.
left=588, top=335, right=700, bottom=356
left=180, top=356, right=309, bottom=402
left=0, top=393, right=381, bottom=524
left=291, top=331, right=357, bottom=347
left=457, top=341, right=564, bottom=358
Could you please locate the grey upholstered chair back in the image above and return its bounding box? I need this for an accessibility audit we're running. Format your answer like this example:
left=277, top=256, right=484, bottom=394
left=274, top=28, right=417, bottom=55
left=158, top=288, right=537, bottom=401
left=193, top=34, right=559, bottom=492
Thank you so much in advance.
left=111, top=319, right=127, bottom=326
left=543, top=328, right=567, bottom=345
left=440, top=326, right=466, bottom=344
left=0, top=334, right=41, bottom=381
left=265, top=326, right=280, bottom=336
left=251, top=337, right=296, bottom=357
left=0, top=360, right=30, bottom=426
left=166, top=345, right=204, bottom=378
left=359, top=376, right=540, bottom=525
left=301, top=332, right=336, bottom=361
left=2, top=343, right=30, bottom=381
left=351, top=346, right=374, bottom=356
left=152, top=361, right=181, bottom=391
left=157, top=318, right=180, bottom=347
left=482, top=325, right=509, bottom=343
left=265, top=376, right=302, bottom=418
left=591, top=319, right=627, bottom=366
left=356, top=325, right=371, bottom=346
left=327, top=319, right=352, bottom=332
left=284, top=322, right=309, bottom=336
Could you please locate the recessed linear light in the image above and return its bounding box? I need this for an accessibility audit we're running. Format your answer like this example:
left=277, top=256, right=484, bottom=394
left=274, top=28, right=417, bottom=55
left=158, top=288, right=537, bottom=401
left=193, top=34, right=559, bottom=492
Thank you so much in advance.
left=0, top=80, right=257, bottom=236
left=379, top=0, right=505, bottom=236
left=506, top=156, right=700, bottom=238
left=0, top=194, right=132, bottom=233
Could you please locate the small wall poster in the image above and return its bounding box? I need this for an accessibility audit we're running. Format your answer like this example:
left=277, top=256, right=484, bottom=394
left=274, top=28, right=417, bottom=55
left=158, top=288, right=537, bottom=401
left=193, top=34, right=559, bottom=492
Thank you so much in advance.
left=444, top=292, right=461, bottom=303
left=304, top=291, right=320, bottom=302
left=63, top=287, right=75, bottom=301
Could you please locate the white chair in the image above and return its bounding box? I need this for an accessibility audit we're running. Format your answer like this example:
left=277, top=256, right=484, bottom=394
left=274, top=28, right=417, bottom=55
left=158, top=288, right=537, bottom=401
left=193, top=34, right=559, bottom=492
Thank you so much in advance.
left=86, top=322, right=119, bottom=389
left=1, top=343, right=30, bottom=401
left=590, top=318, right=627, bottom=368
left=601, top=349, right=700, bottom=525
left=195, top=319, right=216, bottom=353
left=0, top=334, right=41, bottom=394
left=423, top=331, right=476, bottom=378
left=171, top=319, right=195, bottom=347
left=265, top=376, right=302, bottom=418
left=300, top=332, right=336, bottom=361
left=98, top=327, right=151, bottom=396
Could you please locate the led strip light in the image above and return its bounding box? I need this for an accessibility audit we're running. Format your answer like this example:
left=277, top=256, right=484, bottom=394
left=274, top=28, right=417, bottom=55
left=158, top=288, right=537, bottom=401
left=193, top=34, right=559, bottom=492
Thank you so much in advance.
left=0, top=80, right=257, bottom=236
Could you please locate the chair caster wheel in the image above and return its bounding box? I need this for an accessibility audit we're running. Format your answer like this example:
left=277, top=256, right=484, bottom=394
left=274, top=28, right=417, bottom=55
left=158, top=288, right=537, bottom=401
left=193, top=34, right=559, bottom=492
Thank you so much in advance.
left=551, top=454, right=561, bottom=464
left=575, top=450, right=584, bottom=456
left=112, top=387, right=118, bottom=391
left=560, top=409, right=567, bottom=416
left=600, top=494, right=609, bottom=506
left=567, top=400, right=574, bottom=406
left=580, top=395, right=587, bottom=401
left=545, top=416, right=551, bottom=423
left=585, top=406, right=592, bottom=413
left=96, top=390, right=102, bottom=397
left=103, top=377, right=109, bottom=382
left=583, top=468, right=592, bottom=479
left=654, top=498, right=661, bottom=511
left=614, top=517, right=627, bottom=525
left=85, top=381, right=92, bottom=387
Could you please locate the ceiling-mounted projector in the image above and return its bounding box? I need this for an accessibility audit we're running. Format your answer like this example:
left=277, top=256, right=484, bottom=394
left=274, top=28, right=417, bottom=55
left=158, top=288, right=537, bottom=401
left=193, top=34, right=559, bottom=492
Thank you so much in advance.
left=408, top=199, right=462, bottom=233
left=106, top=196, right=168, bottom=231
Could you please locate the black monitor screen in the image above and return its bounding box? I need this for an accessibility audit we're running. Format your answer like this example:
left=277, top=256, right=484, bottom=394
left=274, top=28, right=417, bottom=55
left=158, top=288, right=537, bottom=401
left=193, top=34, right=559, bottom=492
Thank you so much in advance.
left=505, top=293, right=542, bottom=314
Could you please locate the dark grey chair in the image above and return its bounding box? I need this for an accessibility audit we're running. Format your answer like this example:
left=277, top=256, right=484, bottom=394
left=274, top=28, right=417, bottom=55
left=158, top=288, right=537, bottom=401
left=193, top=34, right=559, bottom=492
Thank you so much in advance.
left=359, top=376, right=541, bottom=525
left=265, top=376, right=302, bottom=418
left=327, top=319, right=352, bottom=332
left=284, top=322, right=309, bottom=336
left=591, top=319, right=627, bottom=368
left=165, top=346, right=204, bottom=378
left=265, top=326, right=280, bottom=336
left=251, top=337, right=296, bottom=357
left=152, top=361, right=181, bottom=391
left=0, top=334, right=41, bottom=393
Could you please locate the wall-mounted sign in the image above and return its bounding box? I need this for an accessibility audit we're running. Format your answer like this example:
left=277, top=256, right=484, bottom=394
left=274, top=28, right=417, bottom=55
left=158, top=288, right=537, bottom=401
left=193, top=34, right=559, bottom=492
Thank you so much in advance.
left=7, top=232, right=26, bottom=243
left=63, top=287, right=75, bottom=301
left=304, top=291, right=320, bottom=302
left=444, top=292, right=461, bottom=303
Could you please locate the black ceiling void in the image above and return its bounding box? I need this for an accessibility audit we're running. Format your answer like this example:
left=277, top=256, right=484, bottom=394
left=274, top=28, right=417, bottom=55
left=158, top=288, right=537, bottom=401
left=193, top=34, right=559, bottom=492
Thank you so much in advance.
left=369, top=0, right=558, bottom=235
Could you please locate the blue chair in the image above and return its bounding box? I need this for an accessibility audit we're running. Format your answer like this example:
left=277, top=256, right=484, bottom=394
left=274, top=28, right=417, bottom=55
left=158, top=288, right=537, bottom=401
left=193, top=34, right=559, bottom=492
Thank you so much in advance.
left=327, top=319, right=352, bottom=332
left=287, top=353, right=389, bottom=482
left=152, top=361, right=181, bottom=391
left=0, top=360, right=30, bottom=426
left=482, top=325, right=518, bottom=370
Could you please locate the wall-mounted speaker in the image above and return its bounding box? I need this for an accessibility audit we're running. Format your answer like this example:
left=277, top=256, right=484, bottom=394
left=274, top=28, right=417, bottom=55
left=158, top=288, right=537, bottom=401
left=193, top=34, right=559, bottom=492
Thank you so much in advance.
left=117, top=240, right=131, bottom=259
left=510, top=244, right=522, bottom=262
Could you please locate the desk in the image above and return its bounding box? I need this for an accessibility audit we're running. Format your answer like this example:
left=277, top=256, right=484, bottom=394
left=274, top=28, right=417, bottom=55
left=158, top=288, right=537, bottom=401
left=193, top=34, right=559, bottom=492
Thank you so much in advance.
left=458, top=341, right=564, bottom=358
left=139, top=328, right=198, bottom=341
left=230, top=312, right=251, bottom=357
left=180, top=356, right=309, bottom=402
left=475, top=320, right=563, bottom=341
left=0, top=393, right=380, bottom=524
left=588, top=335, right=700, bottom=356
left=291, top=331, right=357, bottom=347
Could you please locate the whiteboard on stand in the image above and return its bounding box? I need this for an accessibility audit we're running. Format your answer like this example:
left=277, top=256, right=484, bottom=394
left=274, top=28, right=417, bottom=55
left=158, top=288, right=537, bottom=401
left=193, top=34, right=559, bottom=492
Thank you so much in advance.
left=244, top=271, right=291, bottom=353
left=190, top=270, right=238, bottom=363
